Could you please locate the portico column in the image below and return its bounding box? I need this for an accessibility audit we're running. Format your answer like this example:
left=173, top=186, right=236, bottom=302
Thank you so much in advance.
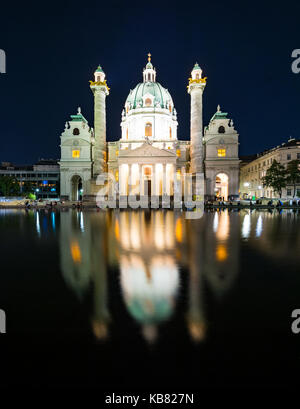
left=171, top=164, right=175, bottom=196
left=139, top=164, right=143, bottom=196
left=128, top=164, right=132, bottom=196
left=163, top=163, right=167, bottom=195
left=152, top=165, right=156, bottom=196
left=118, top=165, right=123, bottom=195
left=181, top=166, right=185, bottom=198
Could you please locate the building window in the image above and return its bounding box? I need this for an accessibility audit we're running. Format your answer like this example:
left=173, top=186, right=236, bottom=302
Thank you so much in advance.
left=126, top=128, right=128, bottom=139
left=72, top=150, right=80, bottom=158
left=176, top=149, right=181, bottom=157
left=73, top=128, right=80, bottom=135
left=217, top=149, right=226, bottom=157
left=169, top=127, right=172, bottom=139
left=287, top=188, right=292, bottom=196
left=297, top=153, right=300, bottom=160
left=145, top=98, right=152, bottom=107
left=144, top=166, right=152, bottom=176
left=145, top=122, right=152, bottom=137
left=169, top=105, right=172, bottom=113
left=287, top=153, right=291, bottom=160
left=218, top=126, right=225, bottom=134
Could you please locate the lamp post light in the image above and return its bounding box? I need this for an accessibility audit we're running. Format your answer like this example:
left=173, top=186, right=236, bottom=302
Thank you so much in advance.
left=243, top=182, right=251, bottom=199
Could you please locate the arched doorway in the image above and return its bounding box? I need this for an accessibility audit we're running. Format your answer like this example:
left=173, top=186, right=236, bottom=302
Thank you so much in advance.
left=71, top=175, right=83, bottom=201
left=215, top=173, right=228, bottom=201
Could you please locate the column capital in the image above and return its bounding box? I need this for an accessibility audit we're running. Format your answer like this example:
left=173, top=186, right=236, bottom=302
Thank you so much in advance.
left=89, top=81, right=110, bottom=96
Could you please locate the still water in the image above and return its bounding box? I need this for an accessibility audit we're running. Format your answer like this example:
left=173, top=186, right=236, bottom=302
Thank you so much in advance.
left=0, top=208, right=300, bottom=390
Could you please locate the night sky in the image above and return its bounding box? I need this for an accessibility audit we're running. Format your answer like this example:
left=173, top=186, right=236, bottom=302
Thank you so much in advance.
left=0, top=0, right=299, bottom=164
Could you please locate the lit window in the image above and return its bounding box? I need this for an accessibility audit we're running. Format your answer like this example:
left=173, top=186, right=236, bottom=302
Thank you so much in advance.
left=145, top=98, right=152, bottom=107
left=217, top=149, right=226, bottom=157
left=176, top=149, right=181, bottom=157
left=116, top=150, right=119, bottom=156
left=169, top=127, right=172, bottom=138
left=115, top=171, right=119, bottom=182
left=72, top=150, right=80, bottom=158
left=145, top=122, right=152, bottom=137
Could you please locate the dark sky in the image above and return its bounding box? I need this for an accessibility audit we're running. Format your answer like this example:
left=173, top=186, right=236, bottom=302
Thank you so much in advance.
left=0, top=0, right=299, bottom=164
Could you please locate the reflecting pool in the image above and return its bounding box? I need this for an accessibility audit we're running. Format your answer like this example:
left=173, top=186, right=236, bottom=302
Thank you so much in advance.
left=0, top=209, right=300, bottom=390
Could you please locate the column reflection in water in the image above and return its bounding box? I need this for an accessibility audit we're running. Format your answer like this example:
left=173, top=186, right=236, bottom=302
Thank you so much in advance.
left=59, top=210, right=110, bottom=340
left=58, top=209, right=240, bottom=343
left=203, top=210, right=239, bottom=299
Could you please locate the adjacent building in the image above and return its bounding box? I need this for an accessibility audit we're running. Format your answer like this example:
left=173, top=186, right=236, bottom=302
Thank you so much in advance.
left=0, top=159, right=60, bottom=198
left=240, top=138, right=300, bottom=199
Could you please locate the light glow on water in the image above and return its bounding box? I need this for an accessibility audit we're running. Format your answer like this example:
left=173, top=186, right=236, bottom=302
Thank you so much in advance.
left=256, top=215, right=263, bottom=237
left=242, top=213, right=251, bottom=239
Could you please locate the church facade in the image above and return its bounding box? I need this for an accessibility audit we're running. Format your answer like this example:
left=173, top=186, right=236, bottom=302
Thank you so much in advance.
left=59, top=55, right=240, bottom=203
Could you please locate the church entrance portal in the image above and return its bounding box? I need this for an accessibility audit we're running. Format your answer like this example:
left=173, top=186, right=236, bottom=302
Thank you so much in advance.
left=71, top=175, right=83, bottom=201
left=215, top=173, right=228, bottom=201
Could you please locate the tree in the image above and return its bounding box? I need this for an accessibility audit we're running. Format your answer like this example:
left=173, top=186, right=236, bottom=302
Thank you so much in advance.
left=22, top=181, right=34, bottom=195
left=262, top=159, right=286, bottom=198
left=0, top=175, right=20, bottom=196
left=286, top=159, right=300, bottom=197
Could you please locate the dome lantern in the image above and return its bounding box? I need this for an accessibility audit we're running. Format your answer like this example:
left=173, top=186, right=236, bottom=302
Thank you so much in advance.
left=143, top=53, right=156, bottom=83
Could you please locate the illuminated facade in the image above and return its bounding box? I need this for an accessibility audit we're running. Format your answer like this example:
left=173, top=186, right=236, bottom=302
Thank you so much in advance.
left=59, top=55, right=240, bottom=202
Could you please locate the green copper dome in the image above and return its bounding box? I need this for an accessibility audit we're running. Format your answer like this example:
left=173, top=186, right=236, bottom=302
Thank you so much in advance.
left=210, top=105, right=228, bottom=121
left=125, top=82, right=173, bottom=109
left=146, top=61, right=153, bottom=69
left=95, top=65, right=104, bottom=72
left=193, top=62, right=201, bottom=71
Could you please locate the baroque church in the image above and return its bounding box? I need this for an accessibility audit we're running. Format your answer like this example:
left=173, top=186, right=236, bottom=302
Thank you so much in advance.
left=59, top=54, right=240, bottom=203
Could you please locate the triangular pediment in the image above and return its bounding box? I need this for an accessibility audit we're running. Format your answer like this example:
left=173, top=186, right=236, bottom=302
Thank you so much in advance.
left=119, top=142, right=176, bottom=158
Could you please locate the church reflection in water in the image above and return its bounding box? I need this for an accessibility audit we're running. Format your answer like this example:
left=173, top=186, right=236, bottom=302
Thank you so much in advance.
left=59, top=209, right=240, bottom=343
